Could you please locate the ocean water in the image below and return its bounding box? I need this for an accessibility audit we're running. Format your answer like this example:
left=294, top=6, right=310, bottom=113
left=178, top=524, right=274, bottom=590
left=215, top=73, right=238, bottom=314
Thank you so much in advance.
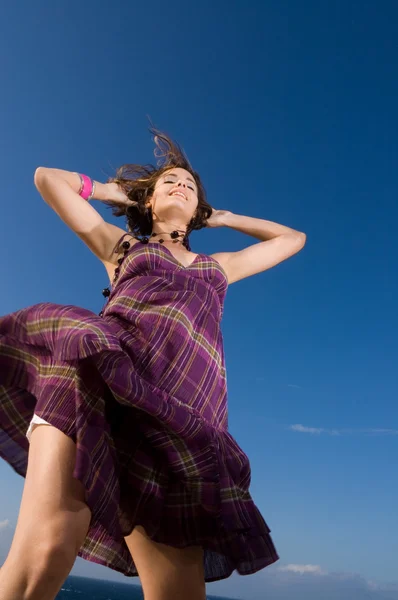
left=56, top=575, right=235, bottom=600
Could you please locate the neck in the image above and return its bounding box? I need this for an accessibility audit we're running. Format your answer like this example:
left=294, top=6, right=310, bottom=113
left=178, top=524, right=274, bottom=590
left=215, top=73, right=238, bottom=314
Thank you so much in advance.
left=152, top=217, right=187, bottom=233
left=152, top=221, right=187, bottom=244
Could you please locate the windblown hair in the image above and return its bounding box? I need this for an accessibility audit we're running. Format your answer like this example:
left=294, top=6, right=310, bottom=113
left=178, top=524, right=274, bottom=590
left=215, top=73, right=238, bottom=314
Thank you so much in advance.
left=105, top=128, right=212, bottom=250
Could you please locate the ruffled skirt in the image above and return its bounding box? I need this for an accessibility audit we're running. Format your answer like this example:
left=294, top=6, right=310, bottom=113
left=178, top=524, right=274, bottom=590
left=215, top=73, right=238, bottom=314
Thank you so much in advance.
left=0, top=302, right=278, bottom=581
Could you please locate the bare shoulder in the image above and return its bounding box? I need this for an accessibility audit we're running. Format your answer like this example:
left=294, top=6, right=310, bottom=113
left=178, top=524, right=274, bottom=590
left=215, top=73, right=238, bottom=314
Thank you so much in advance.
left=100, top=227, right=140, bottom=283
left=101, top=224, right=137, bottom=263
left=209, top=252, right=230, bottom=270
left=208, top=252, right=230, bottom=281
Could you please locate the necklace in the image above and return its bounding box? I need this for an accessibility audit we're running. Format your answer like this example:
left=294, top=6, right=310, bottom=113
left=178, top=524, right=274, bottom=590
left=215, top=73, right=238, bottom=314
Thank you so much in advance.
left=133, top=229, right=186, bottom=245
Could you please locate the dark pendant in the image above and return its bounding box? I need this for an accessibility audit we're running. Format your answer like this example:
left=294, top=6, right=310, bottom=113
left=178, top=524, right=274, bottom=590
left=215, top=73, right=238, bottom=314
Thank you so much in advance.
left=151, top=232, right=157, bottom=237
left=117, top=257, right=123, bottom=264
left=114, top=267, right=120, bottom=275
left=99, top=310, right=104, bottom=317
left=141, top=237, right=149, bottom=244
left=122, top=241, right=130, bottom=250
left=102, top=287, right=110, bottom=297
left=172, top=239, right=178, bottom=243
left=170, top=230, right=179, bottom=239
left=159, top=238, right=164, bottom=243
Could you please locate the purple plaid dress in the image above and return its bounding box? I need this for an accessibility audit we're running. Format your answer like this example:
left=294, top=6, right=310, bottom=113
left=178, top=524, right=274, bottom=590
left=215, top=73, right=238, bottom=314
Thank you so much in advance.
left=0, top=235, right=278, bottom=581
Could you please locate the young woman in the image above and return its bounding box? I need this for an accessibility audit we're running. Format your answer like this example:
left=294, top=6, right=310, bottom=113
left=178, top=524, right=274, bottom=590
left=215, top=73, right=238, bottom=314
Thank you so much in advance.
left=0, top=131, right=305, bottom=600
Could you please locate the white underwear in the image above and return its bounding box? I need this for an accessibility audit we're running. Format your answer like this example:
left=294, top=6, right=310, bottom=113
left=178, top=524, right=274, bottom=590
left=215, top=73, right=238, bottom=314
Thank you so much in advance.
left=26, top=414, right=52, bottom=443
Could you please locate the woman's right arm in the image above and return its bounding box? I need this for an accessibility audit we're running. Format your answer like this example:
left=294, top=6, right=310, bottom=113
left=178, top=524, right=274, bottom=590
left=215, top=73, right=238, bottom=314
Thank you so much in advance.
left=34, top=167, right=127, bottom=263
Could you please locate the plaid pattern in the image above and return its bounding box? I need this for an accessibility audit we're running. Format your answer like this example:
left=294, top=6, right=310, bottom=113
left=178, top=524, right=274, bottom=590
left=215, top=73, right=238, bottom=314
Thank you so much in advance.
left=0, top=239, right=278, bottom=582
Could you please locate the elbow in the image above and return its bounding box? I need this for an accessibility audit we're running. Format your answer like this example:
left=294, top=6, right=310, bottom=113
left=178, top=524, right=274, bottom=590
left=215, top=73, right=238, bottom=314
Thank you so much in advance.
left=34, top=167, right=52, bottom=189
left=293, top=231, right=306, bottom=252
left=34, top=166, right=45, bottom=187
left=298, top=232, right=306, bottom=247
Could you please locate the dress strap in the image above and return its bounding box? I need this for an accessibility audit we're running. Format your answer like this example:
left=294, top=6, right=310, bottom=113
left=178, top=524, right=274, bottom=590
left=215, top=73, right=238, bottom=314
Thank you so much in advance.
left=113, top=232, right=137, bottom=255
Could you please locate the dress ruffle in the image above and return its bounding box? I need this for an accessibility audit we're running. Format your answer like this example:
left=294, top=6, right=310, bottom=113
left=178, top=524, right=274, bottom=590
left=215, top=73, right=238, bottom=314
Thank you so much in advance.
left=0, top=242, right=278, bottom=581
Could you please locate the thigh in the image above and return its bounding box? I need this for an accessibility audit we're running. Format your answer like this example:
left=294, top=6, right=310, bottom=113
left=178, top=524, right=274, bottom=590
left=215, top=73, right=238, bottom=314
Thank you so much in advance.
left=0, top=424, right=92, bottom=600
left=10, top=423, right=91, bottom=559
left=124, top=526, right=206, bottom=600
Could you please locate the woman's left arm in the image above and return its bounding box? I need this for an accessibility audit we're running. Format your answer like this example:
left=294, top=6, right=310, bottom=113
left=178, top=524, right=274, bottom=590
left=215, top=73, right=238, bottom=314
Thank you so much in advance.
left=208, top=210, right=306, bottom=284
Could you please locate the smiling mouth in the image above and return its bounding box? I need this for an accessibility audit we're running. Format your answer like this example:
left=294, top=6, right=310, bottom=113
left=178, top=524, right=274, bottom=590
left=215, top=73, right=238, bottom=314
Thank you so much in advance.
left=170, top=191, right=187, bottom=200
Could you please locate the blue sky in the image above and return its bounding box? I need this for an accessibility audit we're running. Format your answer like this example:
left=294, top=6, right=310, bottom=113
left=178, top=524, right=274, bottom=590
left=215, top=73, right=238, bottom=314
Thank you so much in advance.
left=0, top=0, right=397, bottom=598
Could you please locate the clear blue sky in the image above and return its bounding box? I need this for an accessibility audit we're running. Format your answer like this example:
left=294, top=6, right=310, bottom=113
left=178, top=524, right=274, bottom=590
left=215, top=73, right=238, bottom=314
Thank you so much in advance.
left=0, top=1, right=397, bottom=598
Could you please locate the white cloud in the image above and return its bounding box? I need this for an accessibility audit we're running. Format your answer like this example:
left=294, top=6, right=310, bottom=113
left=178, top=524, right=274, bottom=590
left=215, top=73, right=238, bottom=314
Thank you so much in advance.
left=290, top=424, right=398, bottom=436
left=365, top=428, right=398, bottom=435
left=0, top=520, right=9, bottom=532
left=290, top=424, right=325, bottom=435
left=279, top=564, right=327, bottom=575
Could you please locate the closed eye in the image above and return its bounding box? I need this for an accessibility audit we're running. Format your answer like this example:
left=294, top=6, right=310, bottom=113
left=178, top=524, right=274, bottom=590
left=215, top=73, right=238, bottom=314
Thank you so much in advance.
left=164, top=178, right=196, bottom=191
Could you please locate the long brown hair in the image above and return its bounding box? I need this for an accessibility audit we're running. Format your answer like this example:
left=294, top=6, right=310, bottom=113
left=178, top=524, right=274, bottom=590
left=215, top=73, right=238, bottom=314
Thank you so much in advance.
left=105, top=128, right=212, bottom=250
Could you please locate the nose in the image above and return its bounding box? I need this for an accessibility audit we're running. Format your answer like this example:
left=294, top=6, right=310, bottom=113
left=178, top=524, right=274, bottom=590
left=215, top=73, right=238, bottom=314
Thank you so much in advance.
left=177, top=180, right=186, bottom=188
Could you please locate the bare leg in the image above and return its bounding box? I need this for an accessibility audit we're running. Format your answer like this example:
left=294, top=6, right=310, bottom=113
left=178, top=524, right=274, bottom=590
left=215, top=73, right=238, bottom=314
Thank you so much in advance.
left=124, top=526, right=206, bottom=600
left=0, top=424, right=92, bottom=600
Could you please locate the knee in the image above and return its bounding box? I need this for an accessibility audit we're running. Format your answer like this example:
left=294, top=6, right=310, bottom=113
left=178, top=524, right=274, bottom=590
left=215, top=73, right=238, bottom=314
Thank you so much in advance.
left=6, top=543, right=77, bottom=600
left=10, top=509, right=90, bottom=581
left=31, top=540, right=76, bottom=577
left=32, top=506, right=90, bottom=563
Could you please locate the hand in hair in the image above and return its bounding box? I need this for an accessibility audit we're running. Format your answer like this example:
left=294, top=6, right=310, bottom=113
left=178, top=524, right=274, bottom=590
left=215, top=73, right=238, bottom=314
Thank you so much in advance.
left=104, top=181, right=135, bottom=207
left=205, top=209, right=232, bottom=228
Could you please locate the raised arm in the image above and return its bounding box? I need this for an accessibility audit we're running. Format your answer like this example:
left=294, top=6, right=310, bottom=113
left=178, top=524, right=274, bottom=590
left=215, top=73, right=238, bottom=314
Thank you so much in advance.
left=208, top=210, right=306, bottom=284
left=34, top=167, right=129, bottom=264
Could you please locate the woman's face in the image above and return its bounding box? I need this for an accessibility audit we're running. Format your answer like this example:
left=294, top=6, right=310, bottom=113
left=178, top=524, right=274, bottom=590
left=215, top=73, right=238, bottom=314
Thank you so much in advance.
left=150, top=167, right=199, bottom=224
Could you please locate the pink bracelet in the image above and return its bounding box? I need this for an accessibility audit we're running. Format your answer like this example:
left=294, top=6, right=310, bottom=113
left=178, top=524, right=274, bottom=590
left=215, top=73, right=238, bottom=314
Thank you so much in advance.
left=76, top=173, right=95, bottom=201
